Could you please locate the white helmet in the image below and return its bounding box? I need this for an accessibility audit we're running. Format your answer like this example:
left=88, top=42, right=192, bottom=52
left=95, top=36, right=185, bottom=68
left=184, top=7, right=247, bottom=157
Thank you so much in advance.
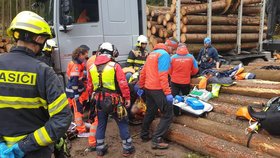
left=99, top=42, right=114, bottom=52
left=137, top=35, right=148, bottom=46
left=42, top=39, right=57, bottom=52
left=98, top=42, right=119, bottom=58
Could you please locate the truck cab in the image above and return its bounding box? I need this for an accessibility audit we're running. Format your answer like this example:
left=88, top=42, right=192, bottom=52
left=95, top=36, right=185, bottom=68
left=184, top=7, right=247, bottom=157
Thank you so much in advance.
left=37, top=0, right=146, bottom=73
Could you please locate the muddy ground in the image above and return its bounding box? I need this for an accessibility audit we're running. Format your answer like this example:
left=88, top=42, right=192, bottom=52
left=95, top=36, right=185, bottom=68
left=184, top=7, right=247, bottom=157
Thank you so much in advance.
left=69, top=118, right=208, bottom=158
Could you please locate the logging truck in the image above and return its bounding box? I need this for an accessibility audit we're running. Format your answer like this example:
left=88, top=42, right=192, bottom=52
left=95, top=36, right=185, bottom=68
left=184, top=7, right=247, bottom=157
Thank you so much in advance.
left=31, top=0, right=272, bottom=75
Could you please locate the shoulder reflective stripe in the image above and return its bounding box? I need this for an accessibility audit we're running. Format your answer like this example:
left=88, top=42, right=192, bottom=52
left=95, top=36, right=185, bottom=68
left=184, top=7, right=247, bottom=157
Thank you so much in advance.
left=134, top=60, right=145, bottom=65
left=3, top=135, right=27, bottom=147
left=70, top=72, right=80, bottom=76
left=48, top=93, right=68, bottom=117
left=65, top=88, right=74, bottom=93
left=72, top=86, right=78, bottom=90
left=127, top=59, right=134, bottom=63
left=34, top=127, right=53, bottom=146
left=0, top=70, right=37, bottom=85
left=0, top=96, right=47, bottom=109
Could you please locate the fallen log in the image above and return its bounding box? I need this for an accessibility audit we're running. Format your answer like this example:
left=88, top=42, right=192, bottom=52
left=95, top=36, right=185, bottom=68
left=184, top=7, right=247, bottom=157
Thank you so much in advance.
left=174, top=115, right=280, bottom=157
left=151, top=25, right=164, bottom=35
left=191, top=78, right=280, bottom=90
left=233, top=6, right=261, bottom=15
left=181, top=33, right=262, bottom=43
left=248, top=62, right=280, bottom=66
left=172, top=0, right=202, bottom=5
left=206, top=112, right=249, bottom=129
left=152, top=121, right=274, bottom=158
left=187, top=43, right=257, bottom=53
left=220, top=86, right=280, bottom=99
left=208, top=100, right=241, bottom=116
left=147, top=21, right=157, bottom=29
left=243, top=0, right=262, bottom=5
left=181, top=25, right=264, bottom=33
left=250, top=69, right=280, bottom=82
left=210, top=93, right=268, bottom=106
left=182, top=15, right=263, bottom=25
left=181, top=0, right=227, bottom=16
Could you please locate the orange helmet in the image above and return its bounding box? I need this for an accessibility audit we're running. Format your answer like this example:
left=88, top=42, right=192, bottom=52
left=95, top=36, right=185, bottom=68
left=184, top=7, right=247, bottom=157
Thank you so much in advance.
left=236, top=106, right=255, bottom=121
left=165, top=38, right=178, bottom=50
left=154, top=43, right=168, bottom=52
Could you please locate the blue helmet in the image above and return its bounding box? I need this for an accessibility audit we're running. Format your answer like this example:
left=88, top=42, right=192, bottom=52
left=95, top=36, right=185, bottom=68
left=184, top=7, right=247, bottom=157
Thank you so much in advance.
left=204, top=37, right=211, bottom=44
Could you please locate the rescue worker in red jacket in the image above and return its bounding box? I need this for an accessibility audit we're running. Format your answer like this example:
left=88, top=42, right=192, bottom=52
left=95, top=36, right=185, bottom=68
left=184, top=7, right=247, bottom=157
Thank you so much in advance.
left=170, top=44, right=199, bottom=116
left=138, top=43, right=173, bottom=149
left=165, top=37, right=179, bottom=55
left=66, top=46, right=89, bottom=136
left=0, top=11, right=71, bottom=158
left=126, top=35, right=149, bottom=71
left=87, top=42, right=135, bottom=157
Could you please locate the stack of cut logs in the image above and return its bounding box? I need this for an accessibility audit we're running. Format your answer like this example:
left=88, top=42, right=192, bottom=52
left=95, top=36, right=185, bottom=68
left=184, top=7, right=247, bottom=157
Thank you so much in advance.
left=146, top=0, right=266, bottom=54
left=0, top=36, right=13, bottom=53
left=151, top=61, right=280, bottom=157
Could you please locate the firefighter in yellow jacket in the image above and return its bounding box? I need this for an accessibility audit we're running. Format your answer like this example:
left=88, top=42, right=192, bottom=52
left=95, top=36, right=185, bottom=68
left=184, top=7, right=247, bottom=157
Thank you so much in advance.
left=126, top=35, right=149, bottom=71
left=0, top=11, right=72, bottom=158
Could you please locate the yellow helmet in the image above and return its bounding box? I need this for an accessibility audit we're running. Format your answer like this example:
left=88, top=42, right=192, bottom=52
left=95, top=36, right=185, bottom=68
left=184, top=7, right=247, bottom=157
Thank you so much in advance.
left=43, top=39, right=57, bottom=52
left=7, top=11, right=53, bottom=39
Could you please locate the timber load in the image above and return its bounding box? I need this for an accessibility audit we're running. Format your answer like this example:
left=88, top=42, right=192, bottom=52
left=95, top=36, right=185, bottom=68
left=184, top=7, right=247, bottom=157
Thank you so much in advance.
left=147, top=0, right=266, bottom=54
left=150, top=61, right=280, bottom=157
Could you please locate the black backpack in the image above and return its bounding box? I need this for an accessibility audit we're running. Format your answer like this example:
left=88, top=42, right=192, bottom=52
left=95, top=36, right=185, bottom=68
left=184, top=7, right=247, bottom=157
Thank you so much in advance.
left=248, top=97, right=280, bottom=136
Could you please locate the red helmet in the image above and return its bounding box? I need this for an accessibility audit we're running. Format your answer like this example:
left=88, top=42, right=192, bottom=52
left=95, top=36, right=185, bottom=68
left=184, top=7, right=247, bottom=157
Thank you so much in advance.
left=154, top=43, right=168, bottom=52
left=176, top=44, right=189, bottom=55
left=165, top=38, right=179, bottom=50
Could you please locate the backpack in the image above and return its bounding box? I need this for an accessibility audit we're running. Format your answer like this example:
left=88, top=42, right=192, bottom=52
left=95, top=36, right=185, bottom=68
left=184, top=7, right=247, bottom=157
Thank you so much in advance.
left=248, top=96, right=280, bottom=136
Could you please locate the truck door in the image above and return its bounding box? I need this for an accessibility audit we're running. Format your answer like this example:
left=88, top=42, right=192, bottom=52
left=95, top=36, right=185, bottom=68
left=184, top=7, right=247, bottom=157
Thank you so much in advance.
left=54, top=0, right=103, bottom=72
left=101, top=0, right=140, bottom=62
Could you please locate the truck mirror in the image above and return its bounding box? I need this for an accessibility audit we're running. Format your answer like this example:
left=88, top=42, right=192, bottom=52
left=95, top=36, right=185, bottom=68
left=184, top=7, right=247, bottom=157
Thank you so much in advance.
left=60, top=0, right=73, bottom=31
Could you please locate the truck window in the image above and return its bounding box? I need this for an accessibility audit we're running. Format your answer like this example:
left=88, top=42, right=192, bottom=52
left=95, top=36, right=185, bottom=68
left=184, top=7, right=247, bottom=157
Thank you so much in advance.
left=35, top=0, right=54, bottom=25
left=68, top=0, right=99, bottom=24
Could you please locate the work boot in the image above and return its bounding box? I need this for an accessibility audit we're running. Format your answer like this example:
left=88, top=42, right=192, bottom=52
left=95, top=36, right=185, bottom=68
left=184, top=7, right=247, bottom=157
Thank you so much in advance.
left=96, top=144, right=108, bottom=157
left=122, top=146, right=135, bottom=157
left=140, top=135, right=151, bottom=142
left=152, top=137, right=169, bottom=149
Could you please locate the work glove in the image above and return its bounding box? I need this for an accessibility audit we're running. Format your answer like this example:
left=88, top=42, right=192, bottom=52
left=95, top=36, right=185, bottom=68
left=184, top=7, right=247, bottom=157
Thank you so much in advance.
left=166, top=94, right=173, bottom=104
left=4, top=143, right=24, bottom=158
left=0, top=142, right=14, bottom=158
left=137, top=89, right=144, bottom=97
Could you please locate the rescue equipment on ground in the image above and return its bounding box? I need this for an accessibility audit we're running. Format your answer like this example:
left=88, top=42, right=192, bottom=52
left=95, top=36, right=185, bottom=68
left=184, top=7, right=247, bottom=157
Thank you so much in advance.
left=173, top=96, right=213, bottom=116
left=189, top=87, right=212, bottom=102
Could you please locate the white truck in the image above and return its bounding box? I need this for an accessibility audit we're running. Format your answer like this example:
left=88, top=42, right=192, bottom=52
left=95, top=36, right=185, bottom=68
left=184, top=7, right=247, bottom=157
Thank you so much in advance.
left=34, top=0, right=146, bottom=73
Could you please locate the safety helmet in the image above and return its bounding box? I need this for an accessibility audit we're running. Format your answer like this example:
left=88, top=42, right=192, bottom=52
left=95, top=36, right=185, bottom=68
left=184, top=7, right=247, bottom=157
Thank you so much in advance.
left=98, top=42, right=119, bottom=58
left=7, top=11, right=53, bottom=39
left=154, top=43, right=168, bottom=52
left=136, top=35, right=148, bottom=47
left=176, top=44, right=189, bottom=55
left=42, top=39, right=57, bottom=52
left=236, top=106, right=255, bottom=121
left=204, top=37, right=211, bottom=44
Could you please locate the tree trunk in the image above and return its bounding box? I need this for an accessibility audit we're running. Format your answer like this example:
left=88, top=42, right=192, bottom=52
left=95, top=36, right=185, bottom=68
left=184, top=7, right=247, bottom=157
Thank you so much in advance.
left=181, top=33, right=262, bottom=43
left=206, top=112, right=249, bottom=129
left=152, top=121, right=274, bottom=158
left=187, top=43, right=257, bottom=54
left=173, top=116, right=280, bottom=157
left=181, top=25, right=264, bottom=33
left=151, top=25, right=164, bottom=35
left=182, top=15, right=263, bottom=25
left=181, top=0, right=227, bottom=16
left=147, top=21, right=157, bottom=29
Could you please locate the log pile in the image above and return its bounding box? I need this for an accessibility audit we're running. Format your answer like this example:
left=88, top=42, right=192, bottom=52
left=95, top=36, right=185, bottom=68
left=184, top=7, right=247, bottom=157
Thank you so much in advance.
left=150, top=61, right=280, bottom=157
left=0, top=36, right=13, bottom=53
left=146, top=0, right=266, bottom=54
